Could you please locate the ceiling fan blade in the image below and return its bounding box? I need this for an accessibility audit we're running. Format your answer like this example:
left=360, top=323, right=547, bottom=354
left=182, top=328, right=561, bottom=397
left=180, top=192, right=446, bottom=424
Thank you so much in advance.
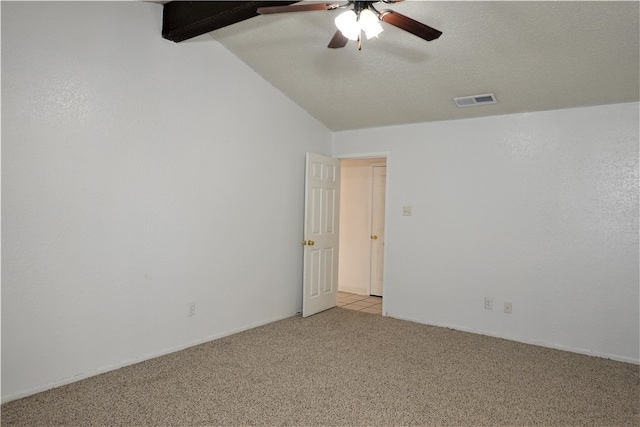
left=378, top=10, right=442, bottom=41
left=328, top=30, right=349, bottom=48
left=257, top=3, right=339, bottom=15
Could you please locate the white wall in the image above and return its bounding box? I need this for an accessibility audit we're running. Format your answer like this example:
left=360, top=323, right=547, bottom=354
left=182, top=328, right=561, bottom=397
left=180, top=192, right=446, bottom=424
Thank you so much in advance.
left=1, top=2, right=332, bottom=401
left=333, top=103, right=640, bottom=363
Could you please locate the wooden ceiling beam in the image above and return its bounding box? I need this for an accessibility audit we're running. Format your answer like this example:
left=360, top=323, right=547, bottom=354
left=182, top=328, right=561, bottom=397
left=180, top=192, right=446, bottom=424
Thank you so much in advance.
left=162, top=1, right=298, bottom=43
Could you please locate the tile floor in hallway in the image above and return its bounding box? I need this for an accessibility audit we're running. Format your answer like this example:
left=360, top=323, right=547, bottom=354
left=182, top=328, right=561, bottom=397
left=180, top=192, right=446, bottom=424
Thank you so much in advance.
left=337, top=291, right=382, bottom=315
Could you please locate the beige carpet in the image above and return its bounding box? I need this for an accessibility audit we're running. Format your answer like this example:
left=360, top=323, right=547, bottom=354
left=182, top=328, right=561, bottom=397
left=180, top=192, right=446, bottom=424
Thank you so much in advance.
left=2, top=308, right=639, bottom=426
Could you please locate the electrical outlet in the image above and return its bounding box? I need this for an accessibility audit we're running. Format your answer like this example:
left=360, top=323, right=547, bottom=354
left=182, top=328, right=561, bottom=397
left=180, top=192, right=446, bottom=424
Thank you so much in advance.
left=504, top=301, right=512, bottom=314
left=188, top=302, right=196, bottom=317
left=484, top=298, right=493, bottom=310
left=402, top=206, right=412, bottom=216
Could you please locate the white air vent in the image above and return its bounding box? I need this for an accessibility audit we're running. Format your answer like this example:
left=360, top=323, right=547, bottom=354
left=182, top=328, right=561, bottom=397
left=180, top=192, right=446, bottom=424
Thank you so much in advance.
left=453, top=93, right=497, bottom=108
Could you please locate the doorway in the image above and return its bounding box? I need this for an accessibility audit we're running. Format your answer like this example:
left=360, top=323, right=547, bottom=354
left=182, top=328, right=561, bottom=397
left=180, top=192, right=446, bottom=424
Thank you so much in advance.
left=337, top=157, right=387, bottom=313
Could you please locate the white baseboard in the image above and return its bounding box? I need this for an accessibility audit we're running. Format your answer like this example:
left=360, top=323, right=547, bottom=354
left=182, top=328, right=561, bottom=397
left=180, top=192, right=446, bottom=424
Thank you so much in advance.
left=1, top=312, right=298, bottom=404
left=338, top=286, right=368, bottom=295
left=386, top=313, right=640, bottom=365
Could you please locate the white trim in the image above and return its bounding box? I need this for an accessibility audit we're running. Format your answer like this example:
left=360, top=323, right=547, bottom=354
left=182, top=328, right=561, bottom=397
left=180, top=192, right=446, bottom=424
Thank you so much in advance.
left=339, top=286, right=368, bottom=295
left=386, top=313, right=640, bottom=365
left=336, top=152, right=390, bottom=160
left=1, top=312, right=299, bottom=404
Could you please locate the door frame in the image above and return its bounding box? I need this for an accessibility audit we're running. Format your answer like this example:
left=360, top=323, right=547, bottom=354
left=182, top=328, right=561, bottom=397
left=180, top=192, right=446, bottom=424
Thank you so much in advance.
left=335, top=152, right=391, bottom=316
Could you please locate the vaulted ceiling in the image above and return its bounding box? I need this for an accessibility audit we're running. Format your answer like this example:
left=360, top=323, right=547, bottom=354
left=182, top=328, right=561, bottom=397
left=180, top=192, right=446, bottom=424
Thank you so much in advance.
left=164, top=1, right=639, bottom=131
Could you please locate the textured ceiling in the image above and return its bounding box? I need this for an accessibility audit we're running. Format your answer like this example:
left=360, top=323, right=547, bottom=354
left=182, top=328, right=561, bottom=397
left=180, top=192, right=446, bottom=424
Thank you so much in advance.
left=208, top=1, right=639, bottom=131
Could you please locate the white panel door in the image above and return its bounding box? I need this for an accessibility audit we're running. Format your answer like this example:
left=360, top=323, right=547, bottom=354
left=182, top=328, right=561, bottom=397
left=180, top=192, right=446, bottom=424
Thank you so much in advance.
left=303, top=153, right=340, bottom=317
left=370, top=166, right=386, bottom=296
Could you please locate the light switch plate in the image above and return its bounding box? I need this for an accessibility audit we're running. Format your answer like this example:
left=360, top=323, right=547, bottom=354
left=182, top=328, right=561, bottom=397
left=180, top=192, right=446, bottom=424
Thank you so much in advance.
left=402, top=206, right=412, bottom=216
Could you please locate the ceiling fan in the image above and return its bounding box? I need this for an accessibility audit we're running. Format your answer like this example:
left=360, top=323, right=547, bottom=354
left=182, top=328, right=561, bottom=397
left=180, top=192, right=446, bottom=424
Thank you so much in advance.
left=257, top=1, right=442, bottom=50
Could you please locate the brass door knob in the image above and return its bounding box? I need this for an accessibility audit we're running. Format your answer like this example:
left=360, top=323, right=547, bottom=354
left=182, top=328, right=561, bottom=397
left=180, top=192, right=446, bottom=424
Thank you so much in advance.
left=371, top=235, right=378, bottom=240
left=301, top=240, right=316, bottom=246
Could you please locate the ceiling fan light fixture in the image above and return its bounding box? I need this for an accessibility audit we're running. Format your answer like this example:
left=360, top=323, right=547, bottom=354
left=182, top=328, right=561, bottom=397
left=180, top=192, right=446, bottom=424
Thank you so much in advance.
left=359, top=9, right=383, bottom=39
left=257, top=2, right=442, bottom=50
left=335, top=10, right=360, bottom=41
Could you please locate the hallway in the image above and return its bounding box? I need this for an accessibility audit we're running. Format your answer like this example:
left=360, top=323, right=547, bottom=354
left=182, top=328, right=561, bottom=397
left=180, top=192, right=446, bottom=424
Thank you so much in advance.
left=337, top=292, right=382, bottom=315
